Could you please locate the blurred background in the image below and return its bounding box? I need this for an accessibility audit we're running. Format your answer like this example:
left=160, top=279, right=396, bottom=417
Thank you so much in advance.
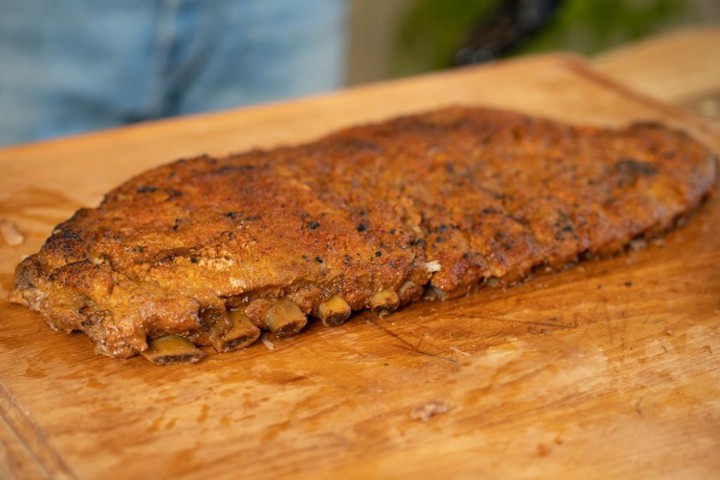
left=1, top=0, right=718, bottom=147
left=348, top=0, right=720, bottom=84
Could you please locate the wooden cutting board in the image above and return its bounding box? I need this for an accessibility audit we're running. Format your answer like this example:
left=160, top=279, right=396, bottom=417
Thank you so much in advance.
left=1, top=52, right=718, bottom=479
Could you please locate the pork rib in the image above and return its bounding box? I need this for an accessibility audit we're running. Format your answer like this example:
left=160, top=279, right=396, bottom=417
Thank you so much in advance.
left=9, top=107, right=717, bottom=362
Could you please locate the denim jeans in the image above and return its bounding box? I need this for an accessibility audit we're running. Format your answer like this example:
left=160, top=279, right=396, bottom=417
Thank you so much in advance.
left=0, top=0, right=347, bottom=146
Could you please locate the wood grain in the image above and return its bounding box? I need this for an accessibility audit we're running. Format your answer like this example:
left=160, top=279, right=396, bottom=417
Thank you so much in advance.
left=593, top=26, right=720, bottom=121
left=0, top=50, right=718, bottom=479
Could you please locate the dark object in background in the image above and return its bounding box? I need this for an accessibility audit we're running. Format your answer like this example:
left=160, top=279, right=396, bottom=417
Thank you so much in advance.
left=454, top=0, right=564, bottom=65
left=393, top=0, right=691, bottom=77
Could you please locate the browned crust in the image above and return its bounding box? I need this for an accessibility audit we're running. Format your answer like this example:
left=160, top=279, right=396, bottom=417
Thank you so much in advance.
left=9, top=106, right=717, bottom=359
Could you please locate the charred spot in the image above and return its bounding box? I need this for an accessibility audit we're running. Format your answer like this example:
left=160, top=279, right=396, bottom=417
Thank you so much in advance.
left=551, top=211, right=578, bottom=241
left=136, top=185, right=158, bottom=193
left=613, top=157, right=658, bottom=187
left=215, top=165, right=235, bottom=174
left=172, top=218, right=181, bottom=232
left=57, top=228, right=81, bottom=241
left=43, top=227, right=84, bottom=256
left=331, top=138, right=381, bottom=154
left=190, top=257, right=198, bottom=264
left=307, top=221, right=321, bottom=230
left=225, top=211, right=259, bottom=222
left=603, top=197, right=619, bottom=208
left=315, top=256, right=324, bottom=264
left=509, top=214, right=529, bottom=226
left=166, top=189, right=183, bottom=200
left=80, top=317, right=98, bottom=329
left=159, top=254, right=176, bottom=264
left=214, top=164, right=256, bottom=174
left=630, top=121, right=665, bottom=130
left=615, top=157, right=658, bottom=176
left=553, top=226, right=571, bottom=240
left=375, top=251, right=382, bottom=257
left=493, top=231, right=514, bottom=250
left=431, top=223, right=459, bottom=233
left=356, top=223, right=367, bottom=232
left=389, top=228, right=396, bottom=235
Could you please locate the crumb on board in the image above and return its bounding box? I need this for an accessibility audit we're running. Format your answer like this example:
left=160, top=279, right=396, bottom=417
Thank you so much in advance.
left=410, top=401, right=451, bottom=421
left=260, top=333, right=275, bottom=350
left=537, top=443, right=552, bottom=457
left=0, top=218, right=24, bottom=247
left=449, top=346, right=470, bottom=356
left=628, top=238, right=647, bottom=251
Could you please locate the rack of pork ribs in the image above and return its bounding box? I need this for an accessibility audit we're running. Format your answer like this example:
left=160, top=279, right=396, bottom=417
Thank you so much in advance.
left=10, top=107, right=717, bottom=364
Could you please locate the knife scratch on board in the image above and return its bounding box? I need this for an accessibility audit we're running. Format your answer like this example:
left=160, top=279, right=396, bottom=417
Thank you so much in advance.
left=368, top=317, right=457, bottom=365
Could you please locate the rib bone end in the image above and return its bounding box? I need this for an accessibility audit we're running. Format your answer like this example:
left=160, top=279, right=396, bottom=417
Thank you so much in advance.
left=210, top=310, right=261, bottom=352
left=318, top=295, right=352, bottom=327
left=266, top=299, right=307, bottom=337
left=369, top=289, right=400, bottom=316
left=141, top=335, right=206, bottom=365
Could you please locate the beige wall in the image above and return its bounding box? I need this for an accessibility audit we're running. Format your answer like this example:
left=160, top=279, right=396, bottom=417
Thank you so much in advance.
left=346, top=0, right=415, bottom=85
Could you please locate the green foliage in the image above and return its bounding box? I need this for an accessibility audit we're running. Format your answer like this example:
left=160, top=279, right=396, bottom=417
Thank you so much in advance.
left=519, top=0, right=689, bottom=55
left=392, top=0, right=690, bottom=76
left=392, top=0, right=499, bottom=76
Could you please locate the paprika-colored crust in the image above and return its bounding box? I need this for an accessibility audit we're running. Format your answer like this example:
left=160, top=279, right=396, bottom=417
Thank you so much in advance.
left=10, top=107, right=717, bottom=360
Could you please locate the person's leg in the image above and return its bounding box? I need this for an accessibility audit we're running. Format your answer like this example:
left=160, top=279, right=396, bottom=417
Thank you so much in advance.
left=169, top=0, right=347, bottom=115
left=0, top=0, right=348, bottom=146
left=0, top=0, right=160, bottom=146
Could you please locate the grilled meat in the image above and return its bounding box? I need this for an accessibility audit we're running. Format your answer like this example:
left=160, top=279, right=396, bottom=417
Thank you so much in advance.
left=9, top=107, right=717, bottom=363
